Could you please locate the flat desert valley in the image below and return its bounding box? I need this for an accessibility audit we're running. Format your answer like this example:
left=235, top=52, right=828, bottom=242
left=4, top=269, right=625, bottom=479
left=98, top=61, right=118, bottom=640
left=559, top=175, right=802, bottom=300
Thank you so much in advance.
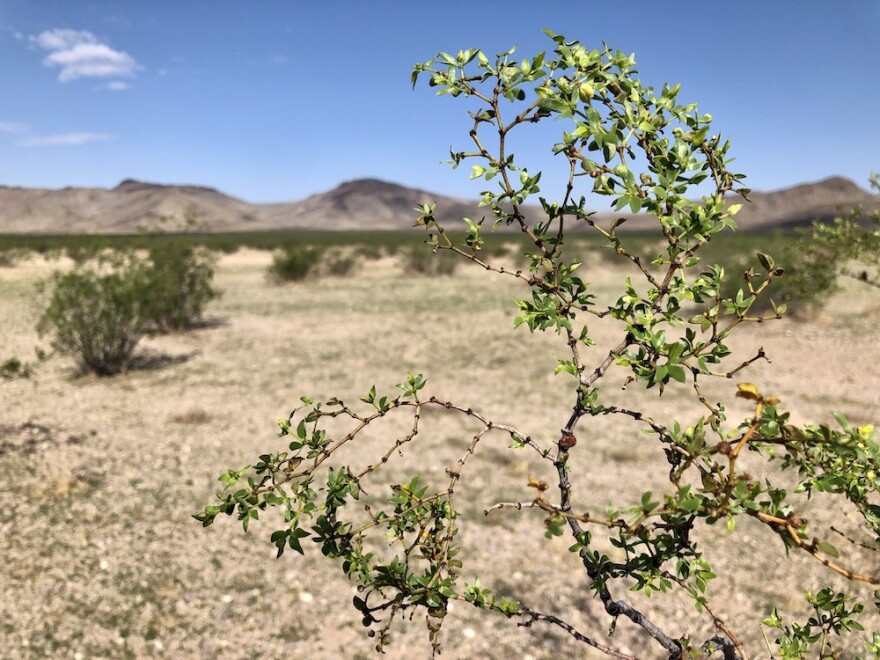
left=2, top=247, right=879, bottom=658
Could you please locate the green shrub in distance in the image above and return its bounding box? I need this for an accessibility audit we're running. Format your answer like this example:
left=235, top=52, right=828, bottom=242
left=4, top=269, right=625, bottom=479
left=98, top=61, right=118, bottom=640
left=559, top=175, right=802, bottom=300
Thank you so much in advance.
left=143, top=242, right=220, bottom=332
left=322, top=248, right=359, bottom=277
left=772, top=178, right=880, bottom=316
left=66, top=237, right=110, bottom=264
left=0, top=248, right=29, bottom=268
left=37, top=254, right=150, bottom=376
left=267, top=245, right=324, bottom=282
left=353, top=243, right=384, bottom=261
left=403, top=244, right=458, bottom=275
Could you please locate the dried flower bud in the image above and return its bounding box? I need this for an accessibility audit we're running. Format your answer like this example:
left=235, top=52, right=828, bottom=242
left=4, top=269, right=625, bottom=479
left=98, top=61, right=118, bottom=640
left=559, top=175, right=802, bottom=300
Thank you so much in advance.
left=559, top=432, right=577, bottom=450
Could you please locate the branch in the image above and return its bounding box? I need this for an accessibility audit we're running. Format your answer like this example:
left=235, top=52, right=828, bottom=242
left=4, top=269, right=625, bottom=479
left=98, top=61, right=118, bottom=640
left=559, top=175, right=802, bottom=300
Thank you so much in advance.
left=516, top=607, right=637, bottom=659
left=753, top=511, right=880, bottom=585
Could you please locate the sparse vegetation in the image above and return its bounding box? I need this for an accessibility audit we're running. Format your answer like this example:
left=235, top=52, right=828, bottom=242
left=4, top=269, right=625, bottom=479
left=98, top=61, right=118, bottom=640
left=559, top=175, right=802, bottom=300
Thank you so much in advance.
left=267, top=244, right=325, bottom=282
left=36, top=235, right=220, bottom=374
left=37, top=253, right=151, bottom=375
left=1, top=356, right=33, bottom=381
left=142, top=241, right=219, bottom=332
left=0, top=248, right=29, bottom=267
left=322, top=248, right=359, bottom=277
left=403, top=244, right=458, bottom=275
left=197, top=32, right=880, bottom=658
left=783, top=174, right=880, bottom=314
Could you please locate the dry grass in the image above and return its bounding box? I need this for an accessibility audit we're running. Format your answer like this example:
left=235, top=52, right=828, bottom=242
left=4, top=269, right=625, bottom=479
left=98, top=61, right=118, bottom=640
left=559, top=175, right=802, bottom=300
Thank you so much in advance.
left=1, top=247, right=879, bottom=658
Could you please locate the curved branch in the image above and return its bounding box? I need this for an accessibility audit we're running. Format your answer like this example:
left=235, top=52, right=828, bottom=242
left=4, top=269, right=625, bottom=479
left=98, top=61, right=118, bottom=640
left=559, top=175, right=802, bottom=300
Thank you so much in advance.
left=517, top=607, right=637, bottom=659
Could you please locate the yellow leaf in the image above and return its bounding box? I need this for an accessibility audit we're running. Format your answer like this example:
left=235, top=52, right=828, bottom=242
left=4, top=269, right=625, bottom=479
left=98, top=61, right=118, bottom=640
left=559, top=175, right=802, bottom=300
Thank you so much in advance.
left=736, top=383, right=761, bottom=401
left=527, top=475, right=548, bottom=492
left=763, top=396, right=780, bottom=406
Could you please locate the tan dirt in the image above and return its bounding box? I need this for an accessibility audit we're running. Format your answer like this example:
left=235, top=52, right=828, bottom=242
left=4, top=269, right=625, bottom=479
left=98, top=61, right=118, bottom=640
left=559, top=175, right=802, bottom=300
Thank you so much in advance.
left=1, top=248, right=878, bottom=659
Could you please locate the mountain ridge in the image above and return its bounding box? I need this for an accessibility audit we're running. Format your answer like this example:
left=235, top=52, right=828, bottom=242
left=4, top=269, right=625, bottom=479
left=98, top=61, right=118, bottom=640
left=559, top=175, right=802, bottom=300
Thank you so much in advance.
left=0, top=176, right=875, bottom=234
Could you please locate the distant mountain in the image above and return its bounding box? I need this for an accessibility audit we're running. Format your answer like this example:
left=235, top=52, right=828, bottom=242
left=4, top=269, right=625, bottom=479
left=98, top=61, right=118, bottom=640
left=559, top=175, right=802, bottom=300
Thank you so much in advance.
left=0, top=178, right=263, bottom=234
left=258, top=178, right=485, bottom=231
left=583, top=176, right=879, bottom=233
left=0, top=176, right=875, bottom=234
left=727, top=176, right=878, bottom=230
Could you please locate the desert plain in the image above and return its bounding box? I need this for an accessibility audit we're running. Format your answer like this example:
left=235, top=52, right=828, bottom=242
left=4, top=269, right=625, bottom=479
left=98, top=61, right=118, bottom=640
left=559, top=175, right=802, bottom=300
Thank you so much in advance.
left=1, top=245, right=879, bottom=658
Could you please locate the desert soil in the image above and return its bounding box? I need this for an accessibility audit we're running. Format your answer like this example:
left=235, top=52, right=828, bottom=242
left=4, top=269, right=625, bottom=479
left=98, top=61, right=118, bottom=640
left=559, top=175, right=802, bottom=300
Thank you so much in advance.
left=1, top=247, right=879, bottom=659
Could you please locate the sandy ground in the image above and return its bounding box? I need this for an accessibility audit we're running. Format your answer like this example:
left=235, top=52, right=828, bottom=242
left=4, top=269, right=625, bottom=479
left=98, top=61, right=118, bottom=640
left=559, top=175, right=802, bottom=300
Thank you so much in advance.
left=1, top=247, right=879, bottom=659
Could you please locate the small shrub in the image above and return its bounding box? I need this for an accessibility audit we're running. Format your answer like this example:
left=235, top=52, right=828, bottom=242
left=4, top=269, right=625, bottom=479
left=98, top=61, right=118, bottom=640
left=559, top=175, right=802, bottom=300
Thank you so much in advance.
left=403, top=244, right=458, bottom=275
left=66, top=238, right=109, bottom=265
left=213, top=239, right=240, bottom=255
left=479, top=240, right=515, bottom=258
left=170, top=407, right=212, bottom=425
left=1, top=356, right=33, bottom=380
left=753, top=244, right=835, bottom=317
left=0, top=248, right=29, bottom=268
left=37, top=254, right=150, bottom=375
left=322, top=249, right=359, bottom=277
left=142, top=242, right=219, bottom=332
left=731, top=180, right=880, bottom=318
left=267, top=245, right=324, bottom=282
left=353, top=243, right=384, bottom=261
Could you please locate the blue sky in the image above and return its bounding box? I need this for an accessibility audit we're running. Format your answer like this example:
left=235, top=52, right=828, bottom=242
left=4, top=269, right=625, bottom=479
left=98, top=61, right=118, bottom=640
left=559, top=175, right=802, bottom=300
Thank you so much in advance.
left=0, top=2, right=877, bottom=203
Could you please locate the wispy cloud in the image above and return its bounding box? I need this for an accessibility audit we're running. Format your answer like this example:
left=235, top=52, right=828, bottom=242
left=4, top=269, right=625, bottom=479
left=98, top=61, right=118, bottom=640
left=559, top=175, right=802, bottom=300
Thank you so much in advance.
left=29, top=28, right=139, bottom=83
left=18, top=132, right=113, bottom=147
left=0, top=121, right=27, bottom=133
left=103, top=81, right=130, bottom=91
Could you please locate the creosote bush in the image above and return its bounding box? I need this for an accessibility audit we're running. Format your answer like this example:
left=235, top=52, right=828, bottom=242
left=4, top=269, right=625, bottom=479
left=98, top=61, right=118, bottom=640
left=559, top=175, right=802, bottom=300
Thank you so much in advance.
left=268, top=245, right=360, bottom=281
left=197, top=32, right=880, bottom=658
left=38, top=253, right=150, bottom=376
left=38, top=240, right=220, bottom=375
left=0, top=247, right=30, bottom=268
left=403, top=244, right=458, bottom=276
left=267, top=245, right=325, bottom=282
left=322, top=248, right=359, bottom=277
left=790, top=175, right=880, bottom=312
left=142, top=241, right=219, bottom=332
left=740, top=175, right=880, bottom=318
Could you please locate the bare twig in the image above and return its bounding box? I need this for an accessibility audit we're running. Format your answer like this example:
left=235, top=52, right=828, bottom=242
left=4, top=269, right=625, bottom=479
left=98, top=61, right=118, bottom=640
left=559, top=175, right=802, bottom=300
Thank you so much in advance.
left=517, top=608, right=637, bottom=659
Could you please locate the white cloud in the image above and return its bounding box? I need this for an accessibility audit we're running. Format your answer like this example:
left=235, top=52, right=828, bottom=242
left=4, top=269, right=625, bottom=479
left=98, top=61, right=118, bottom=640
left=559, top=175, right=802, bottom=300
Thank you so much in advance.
left=18, top=132, right=113, bottom=147
left=0, top=121, right=27, bottom=133
left=104, top=81, right=130, bottom=91
left=29, top=28, right=139, bottom=83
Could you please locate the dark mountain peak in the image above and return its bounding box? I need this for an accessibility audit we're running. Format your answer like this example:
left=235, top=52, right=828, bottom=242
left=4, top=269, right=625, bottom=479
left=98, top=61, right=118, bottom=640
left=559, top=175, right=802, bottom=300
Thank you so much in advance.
left=329, top=178, right=416, bottom=197
left=810, top=176, right=865, bottom=194
left=114, top=178, right=156, bottom=192
left=113, top=178, right=222, bottom=196
left=751, top=176, right=866, bottom=198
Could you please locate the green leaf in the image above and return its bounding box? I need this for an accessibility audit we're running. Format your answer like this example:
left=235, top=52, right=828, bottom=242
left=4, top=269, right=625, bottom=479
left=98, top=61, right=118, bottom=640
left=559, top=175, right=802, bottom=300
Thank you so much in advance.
left=816, top=540, right=840, bottom=558
left=667, top=365, right=686, bottom=383
left=832, top=411, right=850, bottom=430
left=640, top=491, right=659, bottom=513
left=289, top=527, right=310, bottom=555
left=756, top=252, right=774, bottom=271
